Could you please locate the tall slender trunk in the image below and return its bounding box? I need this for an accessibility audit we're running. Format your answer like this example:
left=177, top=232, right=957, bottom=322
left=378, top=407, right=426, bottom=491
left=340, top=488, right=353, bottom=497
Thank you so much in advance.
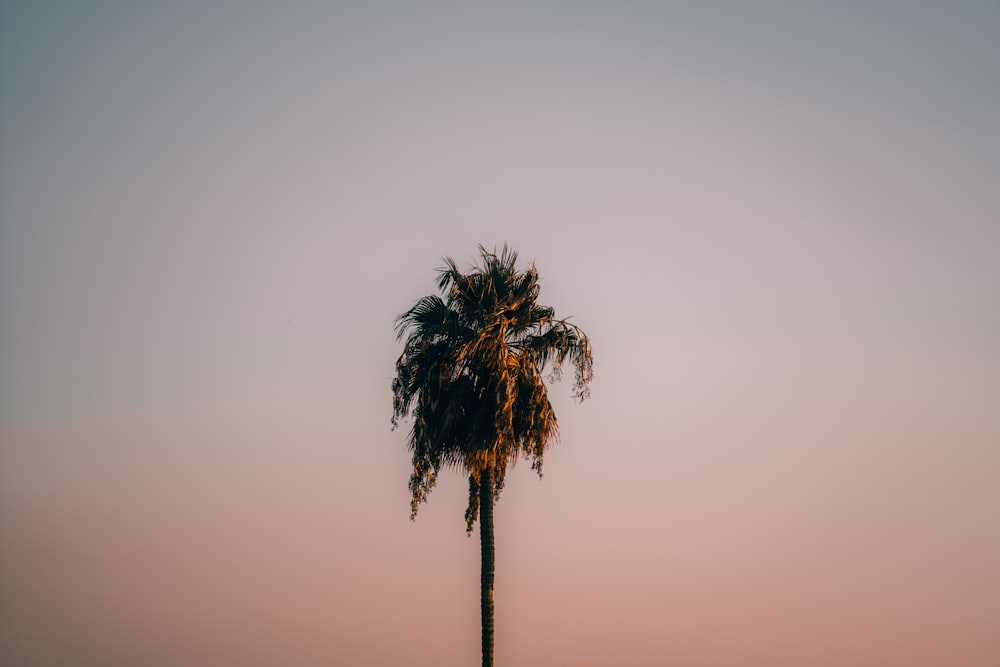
left=479, top=465, right=495, bottom=667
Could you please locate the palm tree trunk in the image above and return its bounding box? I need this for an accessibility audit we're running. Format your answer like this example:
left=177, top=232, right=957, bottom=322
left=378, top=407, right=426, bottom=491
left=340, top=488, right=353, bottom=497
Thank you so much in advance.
left=479, top=465, right=495, bottom=667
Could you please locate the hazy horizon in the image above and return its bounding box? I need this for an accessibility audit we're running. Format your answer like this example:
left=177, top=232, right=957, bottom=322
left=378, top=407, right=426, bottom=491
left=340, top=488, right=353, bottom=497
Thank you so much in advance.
left=2, top=2, right=998, bottom=666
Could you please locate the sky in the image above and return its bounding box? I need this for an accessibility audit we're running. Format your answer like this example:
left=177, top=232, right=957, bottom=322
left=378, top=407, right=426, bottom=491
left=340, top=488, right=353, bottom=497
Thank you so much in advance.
left=1, top=2, right=998, bottom=666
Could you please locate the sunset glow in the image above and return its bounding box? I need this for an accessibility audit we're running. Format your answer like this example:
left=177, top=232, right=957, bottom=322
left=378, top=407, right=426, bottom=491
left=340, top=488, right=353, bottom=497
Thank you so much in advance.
left=1, top=2, right=998, bottom=666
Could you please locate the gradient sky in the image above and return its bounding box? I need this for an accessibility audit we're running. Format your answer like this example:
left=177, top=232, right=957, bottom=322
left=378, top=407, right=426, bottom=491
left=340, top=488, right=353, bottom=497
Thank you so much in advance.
left=1, top=2, right=998, bottom=666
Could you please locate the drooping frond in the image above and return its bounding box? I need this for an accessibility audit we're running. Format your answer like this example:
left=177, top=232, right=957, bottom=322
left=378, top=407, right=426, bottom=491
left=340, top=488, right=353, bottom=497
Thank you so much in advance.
left=515, top=319, right=593, bottom=401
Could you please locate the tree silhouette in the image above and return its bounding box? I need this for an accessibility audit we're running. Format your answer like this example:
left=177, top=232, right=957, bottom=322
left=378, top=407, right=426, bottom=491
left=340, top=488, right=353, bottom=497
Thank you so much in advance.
left=392, top=245, right=593, bottom=667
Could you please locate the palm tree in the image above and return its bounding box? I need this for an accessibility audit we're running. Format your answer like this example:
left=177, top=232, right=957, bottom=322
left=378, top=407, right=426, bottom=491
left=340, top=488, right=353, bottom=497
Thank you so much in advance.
left=392, top=245, right=593, bottom=667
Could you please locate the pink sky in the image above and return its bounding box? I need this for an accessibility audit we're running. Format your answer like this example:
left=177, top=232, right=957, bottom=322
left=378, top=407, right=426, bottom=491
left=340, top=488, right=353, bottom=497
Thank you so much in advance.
left=1, top=2, right=998, bottom=666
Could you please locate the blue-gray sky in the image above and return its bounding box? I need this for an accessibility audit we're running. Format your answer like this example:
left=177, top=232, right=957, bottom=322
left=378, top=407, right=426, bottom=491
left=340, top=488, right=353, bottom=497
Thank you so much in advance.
left=2, top=2, right=998, bottom=666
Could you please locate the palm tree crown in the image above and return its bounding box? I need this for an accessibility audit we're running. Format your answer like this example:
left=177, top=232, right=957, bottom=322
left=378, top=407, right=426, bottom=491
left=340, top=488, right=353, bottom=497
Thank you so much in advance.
left=391, top=244, right=594, bottom=529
